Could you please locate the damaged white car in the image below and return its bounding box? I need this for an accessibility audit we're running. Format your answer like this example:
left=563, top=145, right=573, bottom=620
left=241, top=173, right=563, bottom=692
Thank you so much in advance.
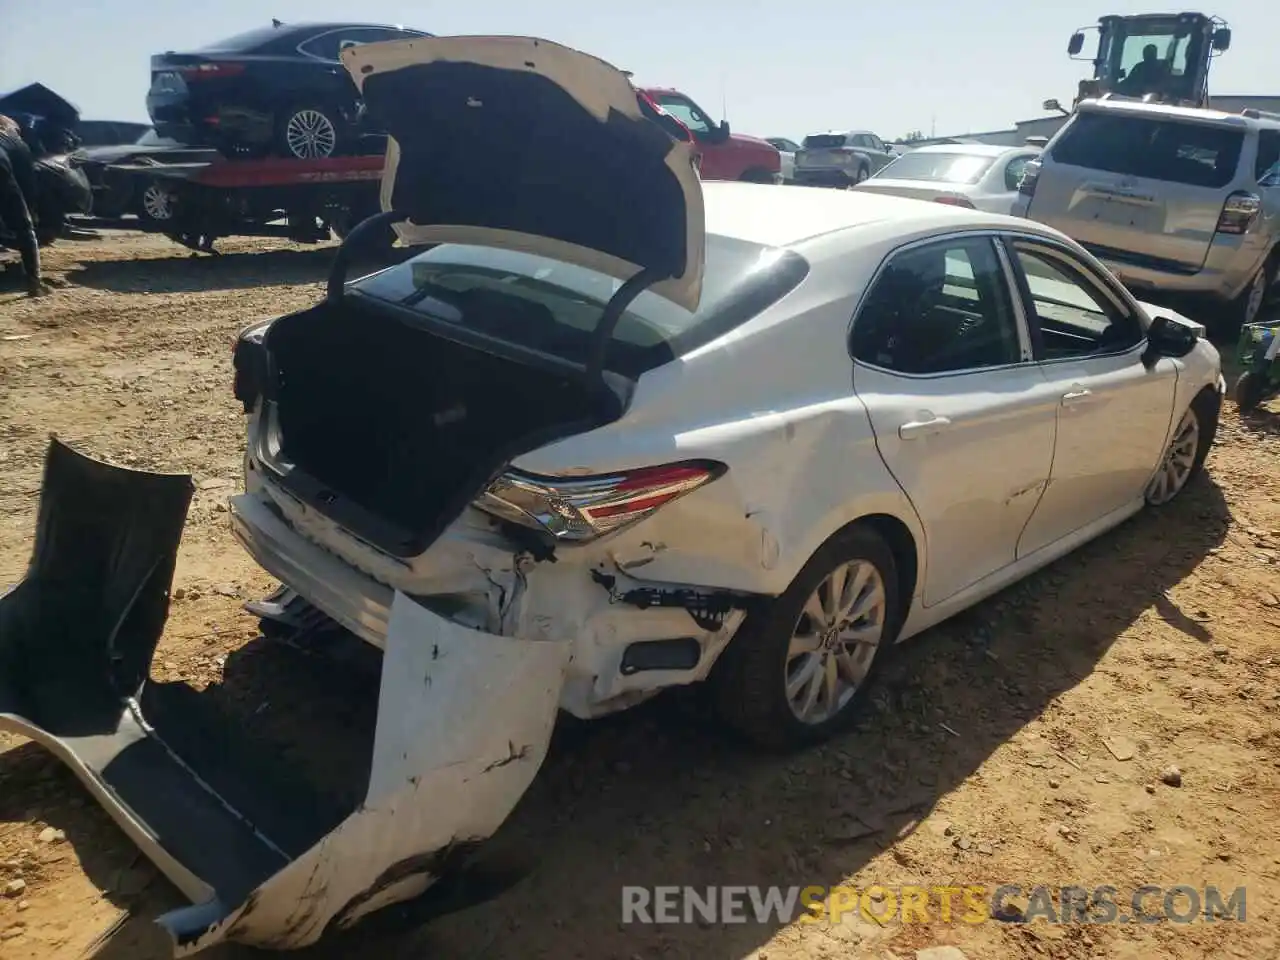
left=1, top=35, right=1225, bottom=957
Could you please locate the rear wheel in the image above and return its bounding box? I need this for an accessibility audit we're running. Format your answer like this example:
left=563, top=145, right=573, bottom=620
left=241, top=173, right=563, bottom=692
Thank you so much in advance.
left=710, top=525, right=900, bottom=750
left=277, top=105, right=342, bottom=160
left=1228, top=258, right=1276, bottom=331
left=850, top=164, right=870, bottom=186
left=738, top=167, right=776, bottom=184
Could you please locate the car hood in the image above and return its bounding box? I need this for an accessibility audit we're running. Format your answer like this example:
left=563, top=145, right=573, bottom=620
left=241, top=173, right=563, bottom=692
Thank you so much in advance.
left=341, top=35, right=706, bottom=313
left=1136, top=299, right=1206, bottom=338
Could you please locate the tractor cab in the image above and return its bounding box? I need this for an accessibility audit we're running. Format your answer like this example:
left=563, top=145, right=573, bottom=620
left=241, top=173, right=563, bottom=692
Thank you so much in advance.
left=1064, top=12, right=1231, bottom=109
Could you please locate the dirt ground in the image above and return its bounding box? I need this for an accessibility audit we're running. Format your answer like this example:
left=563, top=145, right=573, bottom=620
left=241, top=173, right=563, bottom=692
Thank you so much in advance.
left=1, top=231, right=1278, bottom=960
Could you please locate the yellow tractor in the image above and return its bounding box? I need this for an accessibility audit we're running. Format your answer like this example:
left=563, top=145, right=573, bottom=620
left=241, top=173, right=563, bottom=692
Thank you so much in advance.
left=1043, top=11, right=1232, bottom=117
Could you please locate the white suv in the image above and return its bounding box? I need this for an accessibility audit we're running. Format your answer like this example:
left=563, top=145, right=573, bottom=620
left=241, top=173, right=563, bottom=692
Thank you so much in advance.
left=1013, top=97, right=1280, bottom=331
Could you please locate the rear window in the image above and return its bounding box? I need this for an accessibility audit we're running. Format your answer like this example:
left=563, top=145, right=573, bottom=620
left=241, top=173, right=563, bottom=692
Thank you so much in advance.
left=351, top=236, right=810, bottom=377
left=875, top=151, right=996, bottom=185
left=803, top=134, right=849, bottom=149
left=1049, top=111, right=1244, bottom=188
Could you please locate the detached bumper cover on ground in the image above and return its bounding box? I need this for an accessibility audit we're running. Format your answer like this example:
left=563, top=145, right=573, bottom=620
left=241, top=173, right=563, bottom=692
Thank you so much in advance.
left=0, top=439, right=570, bottom=954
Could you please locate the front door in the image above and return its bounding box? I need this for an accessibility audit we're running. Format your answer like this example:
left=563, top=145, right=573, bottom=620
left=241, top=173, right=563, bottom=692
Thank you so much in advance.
left=851, top=235, right=1060, bottom=606
left=1006, top=237, right=1178, bottom=558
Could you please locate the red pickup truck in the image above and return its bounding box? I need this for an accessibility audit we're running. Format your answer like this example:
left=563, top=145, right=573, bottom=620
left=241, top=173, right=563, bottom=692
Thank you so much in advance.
left=638, top=86, right=781, bottom=183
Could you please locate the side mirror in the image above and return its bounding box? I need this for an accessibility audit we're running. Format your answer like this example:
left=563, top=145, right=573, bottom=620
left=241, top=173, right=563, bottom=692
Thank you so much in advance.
left=716, top=119, right=731, bottom=141
left=1067, top=32, right=1085, bottom=56
left=1042, top=98, right=1066, bottom=115
left=1141, top=315, right=1197, bottom=368
left=1212, top=28, right=1231, bottom=51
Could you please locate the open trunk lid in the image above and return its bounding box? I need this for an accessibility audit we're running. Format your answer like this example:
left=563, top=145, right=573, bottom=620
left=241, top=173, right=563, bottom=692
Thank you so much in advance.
left=1029, top=105, right=1248, bottom=273
left=340, top=35, right=706, bottom=313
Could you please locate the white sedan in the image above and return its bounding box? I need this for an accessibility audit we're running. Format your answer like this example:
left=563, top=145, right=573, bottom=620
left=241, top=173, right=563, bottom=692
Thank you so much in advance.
left=1, top=35, right=1226, bottom=955
left=854, top=142, right=1043, bottom=214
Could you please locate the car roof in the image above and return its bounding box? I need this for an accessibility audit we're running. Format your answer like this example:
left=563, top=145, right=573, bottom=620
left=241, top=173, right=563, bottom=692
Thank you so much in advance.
left=1078, top=97, right=1280, bottom=130
left=804, top=129, right=876, bottom=138
left=700, top=181, right=1022, bottom=248
left=906, top=142, right=1037, bottom=157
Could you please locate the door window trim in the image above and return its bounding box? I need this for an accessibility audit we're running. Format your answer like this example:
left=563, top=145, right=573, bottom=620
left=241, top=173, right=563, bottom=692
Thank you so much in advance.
left=846, top=230, right=1036, bottom=380
left=1000, top=235, right=1148, bottom=364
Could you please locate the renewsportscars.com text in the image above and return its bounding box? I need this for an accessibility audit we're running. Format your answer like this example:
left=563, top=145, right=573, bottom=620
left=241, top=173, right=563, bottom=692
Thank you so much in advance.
left=620, top=884, right=1246, bottom=926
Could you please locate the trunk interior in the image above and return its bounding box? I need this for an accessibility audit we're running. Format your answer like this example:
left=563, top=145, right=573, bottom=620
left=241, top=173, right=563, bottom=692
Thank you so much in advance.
left=263, top=295, right=618, bottom=556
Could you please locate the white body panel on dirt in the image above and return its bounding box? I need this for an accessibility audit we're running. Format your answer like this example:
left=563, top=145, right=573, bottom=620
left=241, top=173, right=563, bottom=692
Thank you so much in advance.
left=165, top=592, right=569, bottom=952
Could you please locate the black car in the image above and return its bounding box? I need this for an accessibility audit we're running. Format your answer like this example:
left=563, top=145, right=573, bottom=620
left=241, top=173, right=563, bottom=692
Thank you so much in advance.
left=70, top=128, right=218, bottom=222
left=146, top=20, right=431, bottom=160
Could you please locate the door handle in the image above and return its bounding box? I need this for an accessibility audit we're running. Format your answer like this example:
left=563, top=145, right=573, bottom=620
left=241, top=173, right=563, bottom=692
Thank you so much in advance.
left=1061, top=387, right=1093, bottom=406
left=899, top=415, right=952, bottom=439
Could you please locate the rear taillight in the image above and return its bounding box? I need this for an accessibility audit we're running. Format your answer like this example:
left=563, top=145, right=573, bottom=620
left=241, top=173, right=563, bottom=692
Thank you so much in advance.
left=1017, top=160, right=1041, bottom=198
left=474, top=460, right=725, bottom=544
left=1215, top=191, right=1261, bottom=235
left=232, top=320, right=272, bottom=413
left=180, top=62, right=246, bottom=80
left=934, top=195, right=974, bottom=208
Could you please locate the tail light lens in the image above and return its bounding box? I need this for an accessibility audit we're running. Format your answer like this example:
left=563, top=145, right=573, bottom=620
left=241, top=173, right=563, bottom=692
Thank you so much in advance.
left=180, top=62, right=246, bottom=80
left=474, top=460, right=725, bottom=544
left=1215, top=191, right=1261, bottom=235
left=1018, top=160, right=1041, bottom=197
left=934, top=195, right=974, bottom=208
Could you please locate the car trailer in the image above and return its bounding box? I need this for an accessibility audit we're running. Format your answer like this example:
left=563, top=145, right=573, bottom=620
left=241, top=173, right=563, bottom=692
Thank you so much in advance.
left=69, top=153, right=388, bottom=254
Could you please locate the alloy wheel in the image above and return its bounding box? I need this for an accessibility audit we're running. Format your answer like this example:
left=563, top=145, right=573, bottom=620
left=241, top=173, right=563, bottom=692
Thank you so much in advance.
left=1145, top=407, right=1200, bottom=505
left=784, top=559, right=887, bottom=725
left=285, top=110, right=338, bottom=159
left=141, top=183, right=174, bottom=221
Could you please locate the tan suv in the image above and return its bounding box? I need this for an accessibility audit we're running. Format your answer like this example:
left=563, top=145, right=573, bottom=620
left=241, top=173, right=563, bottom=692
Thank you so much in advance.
left=1013, top=97, right=1280, bottom=332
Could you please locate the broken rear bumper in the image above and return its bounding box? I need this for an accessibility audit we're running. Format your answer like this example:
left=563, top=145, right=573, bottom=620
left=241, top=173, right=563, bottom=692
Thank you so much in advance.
left=0, top=439, right=569, bottom=954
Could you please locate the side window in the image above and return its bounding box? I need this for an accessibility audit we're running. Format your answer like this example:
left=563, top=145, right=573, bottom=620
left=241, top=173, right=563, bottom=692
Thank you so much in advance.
left=1011, top=244, right=1143, bottom=359
left=301, top=28, right=403, bottom=61
left=298, top=31, right=343, bottom=60
left=652, top=96, right=713, bottom=135
left=1004, top=155, right=1033, bottom=192
left=1256, top=130, right=1280, bottom=185
left=869, top=135, right=887, bottom=152
left=852, top=134, right=875, bottom=149
left=850, top=237, right=1023, bottom=375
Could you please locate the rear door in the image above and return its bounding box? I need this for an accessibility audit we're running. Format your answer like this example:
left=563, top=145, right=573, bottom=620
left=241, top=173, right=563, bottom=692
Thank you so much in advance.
left=850, top=234, right=1060, bottom=607
left=1027, top=108, right=1247, bottom=273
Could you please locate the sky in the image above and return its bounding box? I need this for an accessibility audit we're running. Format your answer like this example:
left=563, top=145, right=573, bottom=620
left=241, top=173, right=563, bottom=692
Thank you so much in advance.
left=0, top=0, right=1275, bottom=141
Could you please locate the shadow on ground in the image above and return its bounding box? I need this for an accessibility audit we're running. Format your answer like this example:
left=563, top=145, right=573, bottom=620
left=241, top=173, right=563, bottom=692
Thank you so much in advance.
left=0, top=475, right=1231, bottom=960
left=62, top=246, right=412, bottom=295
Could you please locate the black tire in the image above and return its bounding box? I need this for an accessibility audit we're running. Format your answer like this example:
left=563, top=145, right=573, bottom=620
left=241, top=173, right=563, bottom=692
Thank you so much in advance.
left=710, top=524, right=902, bottom=751
left=1146, top=388, right=1218, bottom=506
left=1233, top=370, right=1269, bottom=414
left=851, top=164, right=870, bottom=185
left=275, top=104, right=344, bottom=160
